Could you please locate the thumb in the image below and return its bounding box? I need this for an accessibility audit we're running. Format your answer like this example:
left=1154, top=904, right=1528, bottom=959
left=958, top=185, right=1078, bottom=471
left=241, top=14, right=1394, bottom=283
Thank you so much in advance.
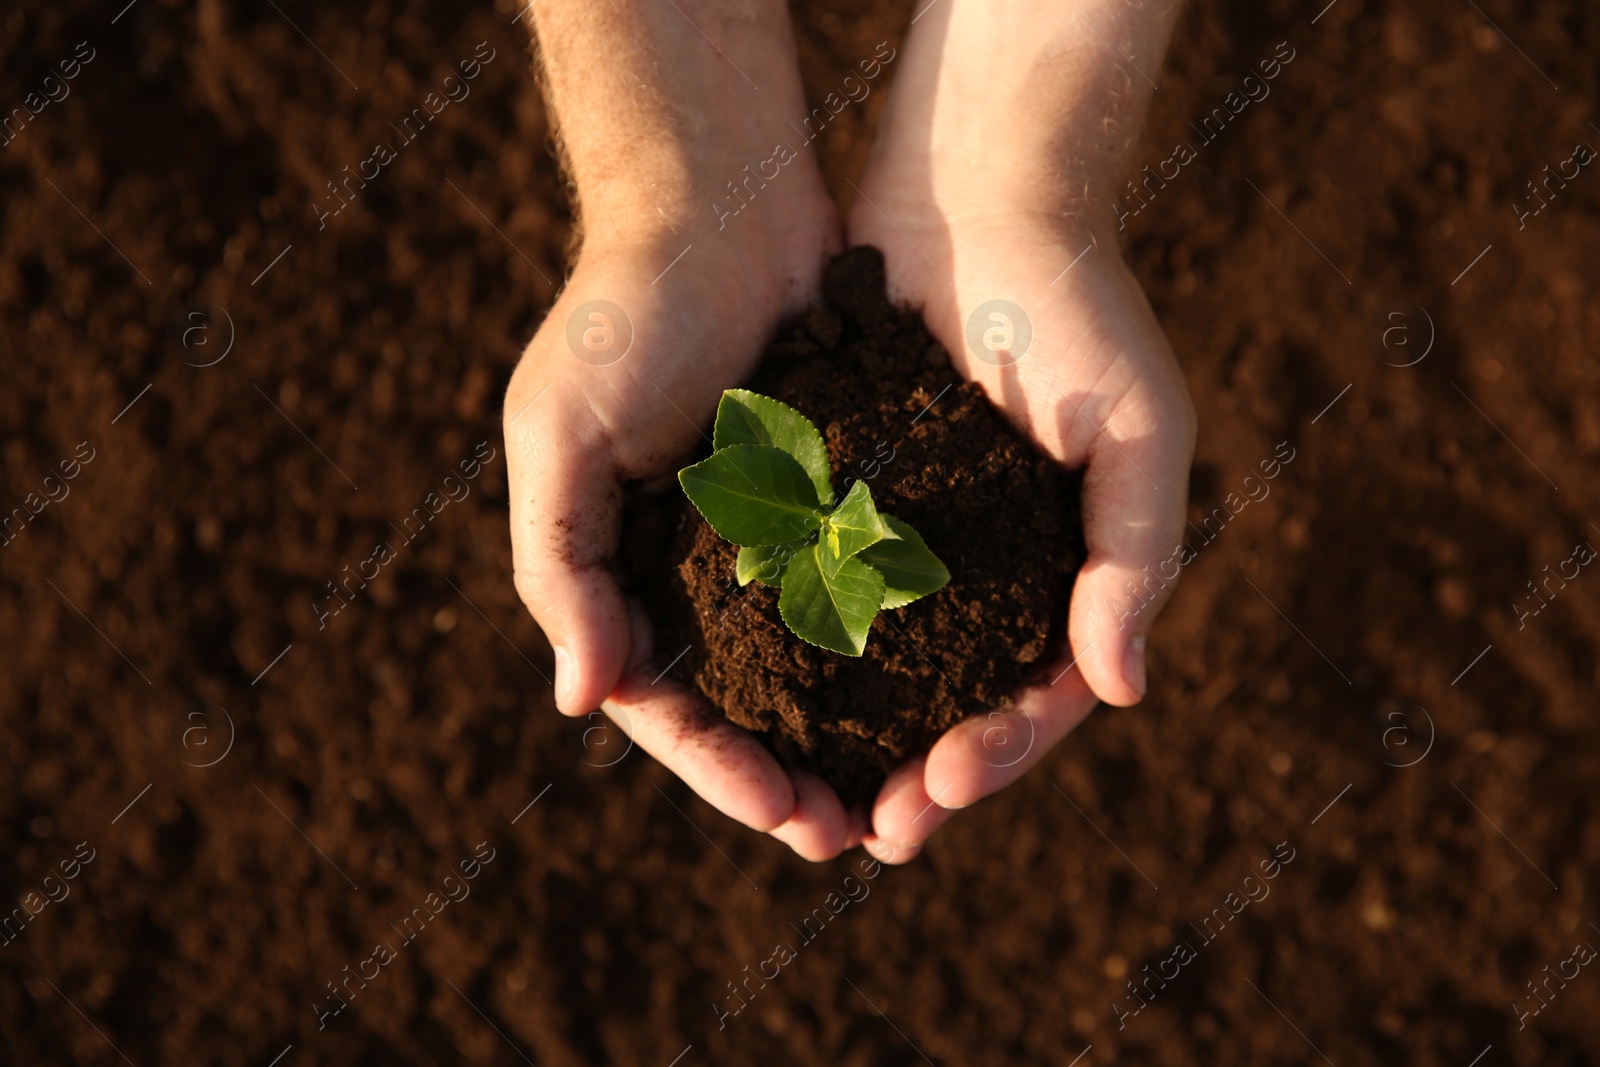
left=1066, top=379, right=1195, bottom=707
left=505, top=384, right=631, bottom=715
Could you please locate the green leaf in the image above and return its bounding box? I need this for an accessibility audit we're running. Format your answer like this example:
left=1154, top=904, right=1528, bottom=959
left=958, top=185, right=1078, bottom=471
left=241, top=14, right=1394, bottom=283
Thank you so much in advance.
left=678, top=444, right=823, bottom=547
left=823, top=479, right=894, bottom=562
left=778, top=541, right=886, bottom=656
left=859, top=514, right=949, bottom=609
left=713, top=389, right=834, bottom=507
left=736, top=540, right=807, bottom=587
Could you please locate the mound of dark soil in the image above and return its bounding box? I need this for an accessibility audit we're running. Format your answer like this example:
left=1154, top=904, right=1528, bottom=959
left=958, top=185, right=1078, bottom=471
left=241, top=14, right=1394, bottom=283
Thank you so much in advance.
left=626, top=247, right=1084, bottom=801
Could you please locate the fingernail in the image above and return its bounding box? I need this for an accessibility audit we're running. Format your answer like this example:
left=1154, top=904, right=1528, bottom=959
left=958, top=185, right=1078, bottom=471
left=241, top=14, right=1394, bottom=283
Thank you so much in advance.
left=553, top=645, right=574, bottom=705
left=1123, top=634, right=1147, bottom=699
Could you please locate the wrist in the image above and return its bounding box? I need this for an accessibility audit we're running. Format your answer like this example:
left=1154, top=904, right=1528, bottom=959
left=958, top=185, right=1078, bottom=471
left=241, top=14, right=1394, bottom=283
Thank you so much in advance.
left=576, top=152, right=836, bottom=275
left=577, top=141, right=807, bottom=239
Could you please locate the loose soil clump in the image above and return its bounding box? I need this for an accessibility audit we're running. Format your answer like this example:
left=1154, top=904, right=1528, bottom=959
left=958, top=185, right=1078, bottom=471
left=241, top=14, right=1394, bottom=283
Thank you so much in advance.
left=627, top=247, right=1085, bottom=802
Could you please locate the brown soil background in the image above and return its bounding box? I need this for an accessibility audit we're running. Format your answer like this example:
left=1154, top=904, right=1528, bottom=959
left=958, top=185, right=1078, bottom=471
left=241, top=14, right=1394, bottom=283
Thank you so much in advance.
left=2, top=1, right=1599, bottom=1064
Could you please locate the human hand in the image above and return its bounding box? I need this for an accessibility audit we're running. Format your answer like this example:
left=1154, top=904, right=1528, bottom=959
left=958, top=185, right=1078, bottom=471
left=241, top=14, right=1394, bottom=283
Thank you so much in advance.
left=503, top=214, right=833, bottom=824
left=507, top=0, right=870, bottom=854
left=845, top=230, right=1197, bottom=862
left=841, top=0, right=1195, bottom=862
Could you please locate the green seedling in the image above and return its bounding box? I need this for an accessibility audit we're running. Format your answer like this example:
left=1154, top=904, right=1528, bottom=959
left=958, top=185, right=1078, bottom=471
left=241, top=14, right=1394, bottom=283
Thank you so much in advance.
left=677, top=389, right=949, bottom=656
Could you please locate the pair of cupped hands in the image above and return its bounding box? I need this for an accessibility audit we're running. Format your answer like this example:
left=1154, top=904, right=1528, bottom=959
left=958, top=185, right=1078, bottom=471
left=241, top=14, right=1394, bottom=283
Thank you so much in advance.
left=502, top=26, right=1195, bottom=864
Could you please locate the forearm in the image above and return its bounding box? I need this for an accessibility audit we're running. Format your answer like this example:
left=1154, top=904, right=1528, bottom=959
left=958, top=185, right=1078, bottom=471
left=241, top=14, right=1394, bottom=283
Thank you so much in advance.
left=527, top=0, right=811, bottom=233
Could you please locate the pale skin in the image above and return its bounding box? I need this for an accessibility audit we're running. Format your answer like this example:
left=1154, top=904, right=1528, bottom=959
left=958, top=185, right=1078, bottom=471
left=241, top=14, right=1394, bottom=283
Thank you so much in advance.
left=505, top=0, right=1195, bottom=863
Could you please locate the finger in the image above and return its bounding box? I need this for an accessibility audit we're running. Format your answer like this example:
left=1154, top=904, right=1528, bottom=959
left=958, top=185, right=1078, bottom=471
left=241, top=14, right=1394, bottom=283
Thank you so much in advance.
left=924, top=657, right=1098, bottom=809
left=869, top=755, right=956, bottom=852
left=768, top=769, right=851, bottom=862
left=843, top=804, right=870, bottom=851
left=505, top=385, right=631, bottom=716
left=862, top=834, right=921, bottom=866
left=605, top=663, right=796, bottom=833
left=1066, top=373, right=1195, bottom=707
left=623, top=598, right=654, bottom=674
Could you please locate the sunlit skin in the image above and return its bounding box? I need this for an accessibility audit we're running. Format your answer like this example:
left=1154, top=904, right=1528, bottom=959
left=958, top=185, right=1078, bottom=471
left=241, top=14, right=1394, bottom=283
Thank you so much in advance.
left=504, top=0, right=1194, bottom=862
